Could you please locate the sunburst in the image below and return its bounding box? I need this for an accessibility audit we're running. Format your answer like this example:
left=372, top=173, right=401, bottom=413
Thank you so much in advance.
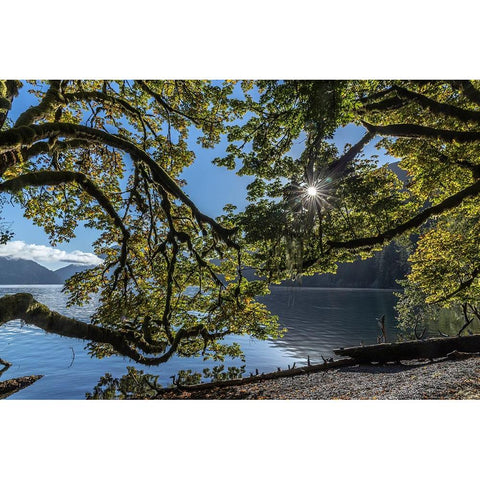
left=298, top=175, right=335, bottom=213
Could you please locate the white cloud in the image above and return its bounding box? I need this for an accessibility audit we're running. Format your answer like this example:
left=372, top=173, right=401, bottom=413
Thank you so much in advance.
left=0, top=241, right=102, bottom=265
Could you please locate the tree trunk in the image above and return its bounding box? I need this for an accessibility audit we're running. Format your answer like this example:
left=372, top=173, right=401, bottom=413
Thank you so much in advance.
left=334, top=335, right=480, bottom=363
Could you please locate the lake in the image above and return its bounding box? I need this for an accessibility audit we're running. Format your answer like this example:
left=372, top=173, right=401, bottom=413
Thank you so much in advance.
left=0, top=285, right=399, bottom=399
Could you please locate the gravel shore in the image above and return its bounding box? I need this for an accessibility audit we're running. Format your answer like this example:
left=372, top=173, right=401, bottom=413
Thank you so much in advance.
left=157, top=357, right=480, bottom=400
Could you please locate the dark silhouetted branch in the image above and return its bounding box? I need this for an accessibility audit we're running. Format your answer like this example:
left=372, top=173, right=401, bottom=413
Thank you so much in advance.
left=392, top=85, right=480, bottom=123
left=362, top=121, right=480, bottom=143
left=328, top=178, right=480, bottom=250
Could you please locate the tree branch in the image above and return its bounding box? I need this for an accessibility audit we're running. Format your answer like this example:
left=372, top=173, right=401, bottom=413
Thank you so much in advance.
left=0, top=170, right=129, bottom=240
left=62, top=90, right=157, bottom=137
left=362, top=121, right=480, bottom=143
left=327, top=178, right=480, bottom=250
left=360, top=96, right=407, bottom=113
left=0, top=170, right=131, bottom=278
left=392, top=85, right=480, bottom=123
left=21, top=139, right=93, bottom=160
left=432, top=266, right=480, bottom=304
left=327, top=130, right=375, bottom=176
left=14, top=81, right=62, bottom=127
left=0, top=122, right=237, bottom=247
left=0, top=80, right=22, bottom=130
left=450, top=80, right=480, bottom=107
left=0, top=293, right=227, bottom=366
left=135, top=80, right=201, bottom=126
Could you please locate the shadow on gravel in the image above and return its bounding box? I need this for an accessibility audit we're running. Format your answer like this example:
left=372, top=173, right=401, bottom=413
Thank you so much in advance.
left=338, top=361, right=433, bottom=375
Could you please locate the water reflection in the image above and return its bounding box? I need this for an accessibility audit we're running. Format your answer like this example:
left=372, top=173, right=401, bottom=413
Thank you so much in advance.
left=261, top=287, right=399, bottom=362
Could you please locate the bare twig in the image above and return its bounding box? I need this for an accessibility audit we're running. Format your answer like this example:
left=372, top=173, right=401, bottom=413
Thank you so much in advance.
left=68, top=347, right=75, bottom=369
left=414, top=323, right=427, bottom=340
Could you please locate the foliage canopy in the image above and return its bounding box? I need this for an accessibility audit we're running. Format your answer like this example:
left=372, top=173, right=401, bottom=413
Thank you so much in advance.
left=2, top=79, right=480, bottom=392
left=222, top=80, right=480, bottom=337
left=0, top=80, right=279, bottom=371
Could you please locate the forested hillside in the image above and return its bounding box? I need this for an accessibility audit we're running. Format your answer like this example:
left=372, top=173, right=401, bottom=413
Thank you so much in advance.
left=283, top=240, right=410, bottom=288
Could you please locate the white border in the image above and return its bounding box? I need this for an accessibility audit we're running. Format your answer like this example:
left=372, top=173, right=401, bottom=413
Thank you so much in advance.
left=2, top=0, right=478, bottom=476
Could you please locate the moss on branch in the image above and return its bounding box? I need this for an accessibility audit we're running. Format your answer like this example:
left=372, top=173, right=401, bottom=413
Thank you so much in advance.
left=0, top=293, right=227, bottom=366
left=0, top=121, right=237, bottom=247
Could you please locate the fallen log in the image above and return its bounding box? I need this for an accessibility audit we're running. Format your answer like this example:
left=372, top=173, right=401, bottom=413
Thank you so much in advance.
left=334, top=334, right=480, bottom=363
left=153, top=358, right=358, bottom=397
left=446, top=350, right=480, bottom=360
left=0, top=375, right=43, bottom=399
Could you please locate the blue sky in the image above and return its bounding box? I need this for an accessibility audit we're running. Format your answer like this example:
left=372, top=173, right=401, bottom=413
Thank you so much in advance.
left=1, top=83, right=392, bottom=269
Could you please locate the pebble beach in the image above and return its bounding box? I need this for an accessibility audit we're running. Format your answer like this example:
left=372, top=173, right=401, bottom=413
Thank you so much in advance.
left=156, top=357, right=480, bottom=400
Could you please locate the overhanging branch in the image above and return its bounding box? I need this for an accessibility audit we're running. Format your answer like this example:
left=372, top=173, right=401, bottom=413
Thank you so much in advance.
left=362, top=121, right=480, bottom=143
left=14, top=81, right=62, bottom=127
left=136, top=80, right=201, bottom=126
left=0, top=170, right=129, bottom=240
left=392, top=85, right=480, bottom=123
left=21, top=139, right=93, bottom=160
left=0, top=293, right=228, bottom=366
left=450, top=80, right=480, bottom=108
left=0, top=122, right=237, bottom=248
left=327, top=178, right=480, bottom=250
left=327, top=130, right=375, bottom=176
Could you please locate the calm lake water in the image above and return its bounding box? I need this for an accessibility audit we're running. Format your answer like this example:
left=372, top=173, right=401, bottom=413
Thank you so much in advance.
left=0, top=285, right=399, bottom=399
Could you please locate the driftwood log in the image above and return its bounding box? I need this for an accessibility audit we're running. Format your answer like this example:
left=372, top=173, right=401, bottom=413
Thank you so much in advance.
left=0, top=375, right=43, bottom=399
left=334, top=334, right=480, bottom=363
left=154, top=358, right=358, bottom=396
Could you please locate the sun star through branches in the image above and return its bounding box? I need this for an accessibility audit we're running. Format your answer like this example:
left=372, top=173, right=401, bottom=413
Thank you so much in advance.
left=298, top=175, right=335, bottom=213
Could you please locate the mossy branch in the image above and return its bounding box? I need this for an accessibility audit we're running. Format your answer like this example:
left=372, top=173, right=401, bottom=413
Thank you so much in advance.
left=0, top=122, right=237, bottom=248
left=392, top=85, right=480, bottom=123
left=0, top=170, right=128, bottom=236
left=450, top=80, right=480, bottom=108
left=22, top=139, right=92, bottom=160
left=135, top=80, right=201, bottom=126
left=0, top=293, right=228, bottom=366
left=14, top=81, right=62, bottom=127
left=360, top=85, right=480, bottom=123
left=362, top=121, right=480, bottom=143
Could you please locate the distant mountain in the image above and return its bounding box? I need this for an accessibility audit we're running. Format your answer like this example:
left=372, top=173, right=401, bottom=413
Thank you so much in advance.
left=54, top=263, right=96, bottom=283
left=0, top=257, right=97, bottom=285
left=0, top=257, right=62, bottom=284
